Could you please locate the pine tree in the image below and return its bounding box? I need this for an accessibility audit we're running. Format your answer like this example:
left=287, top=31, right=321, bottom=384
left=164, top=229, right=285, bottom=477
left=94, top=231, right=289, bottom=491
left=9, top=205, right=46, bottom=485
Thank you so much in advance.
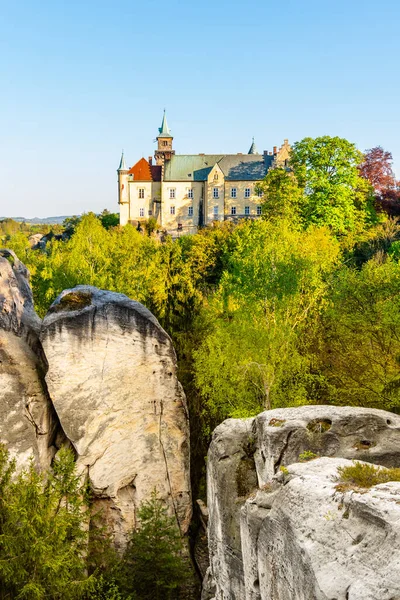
left=119, top=490, right=190, bottom=600
left=0, top=446, right=95, bottom=600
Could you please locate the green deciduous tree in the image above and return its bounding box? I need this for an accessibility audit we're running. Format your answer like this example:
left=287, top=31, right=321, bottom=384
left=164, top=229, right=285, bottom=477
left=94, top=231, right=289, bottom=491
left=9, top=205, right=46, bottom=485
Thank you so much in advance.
left=290, top=136, right=375, bottom=234
left=257, top=167, right=304, bottom=223
left=312, top=257, right=400, bottom=410
left=193, top=219, right=340, bottom=425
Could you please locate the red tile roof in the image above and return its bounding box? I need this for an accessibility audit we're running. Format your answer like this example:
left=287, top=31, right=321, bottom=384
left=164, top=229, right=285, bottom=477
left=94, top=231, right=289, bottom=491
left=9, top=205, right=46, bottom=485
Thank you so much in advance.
left=128, top=157, right=153, bottom=180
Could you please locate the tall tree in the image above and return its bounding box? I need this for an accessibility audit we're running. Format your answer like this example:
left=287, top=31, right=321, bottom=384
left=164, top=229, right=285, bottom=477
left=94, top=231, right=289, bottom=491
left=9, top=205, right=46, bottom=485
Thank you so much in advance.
left=118, top=490, right=190, bottom=600
left=257, top=167, right=304, bottom=223
left=359, top=146, right=397, bottom=194
left=290, top=136, right=374, bottom=235
left=312, top=257, right=400, bottom=410
left=359, top=146, right=400, bottom=216
left=0, top=447, right=95, bottom=600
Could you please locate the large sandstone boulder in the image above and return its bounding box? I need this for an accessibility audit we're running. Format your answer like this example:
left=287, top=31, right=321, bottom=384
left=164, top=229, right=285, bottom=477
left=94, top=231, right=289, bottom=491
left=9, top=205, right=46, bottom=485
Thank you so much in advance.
left=40, top=285, right=191, bottom=548
left=206, top=406, right=400, bottom=600
left=241, top=457, right=400, bottom=600
left=0, top=249, right=58, bottom=471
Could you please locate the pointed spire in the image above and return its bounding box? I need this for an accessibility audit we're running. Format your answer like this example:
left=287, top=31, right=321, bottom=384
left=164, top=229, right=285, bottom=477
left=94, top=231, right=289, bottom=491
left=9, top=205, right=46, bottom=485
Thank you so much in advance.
left=157, top=110, right=173, bottom=138
left=118, top=150, right=127, bottom=171
left=248, top=137, right=259, bottom=155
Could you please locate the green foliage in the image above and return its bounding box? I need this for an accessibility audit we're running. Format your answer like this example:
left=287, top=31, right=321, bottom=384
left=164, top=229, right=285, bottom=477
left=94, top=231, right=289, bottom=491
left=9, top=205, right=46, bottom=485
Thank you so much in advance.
left=336, top=461, right=400, bottom=491
left=299, top=451, right=318, bottom=462
left=99, top=210, right=119, bottom=230
left=193, top=219, right=340, bottom=426
left=290, top=136, right=375, bottom=235
left=118, top=490, right=191, bottom=600
left=258, top=167, right=304, bottom=222
left=0, top=446, right=95, bottom=600
left=311, top=257, right=400, bottom=410
left=85, top=576, right=128, bottom=600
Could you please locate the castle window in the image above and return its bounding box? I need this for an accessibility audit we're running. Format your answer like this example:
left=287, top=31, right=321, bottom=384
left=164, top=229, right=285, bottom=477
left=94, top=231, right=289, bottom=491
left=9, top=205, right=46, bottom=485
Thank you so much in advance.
left=245, top=206, right=250, bottom=215
left=162, top=141, right=168, bottom=147
left=213, top=206, right=219, bottom=216
left=148, top=209, right=153, bottom=216
left=170, top=206, right=175, bottom=215
left=231, top=188, right=237, bottom=199
left=187, top=188, right=193, bottom=199
left=169, top=188, right=176, bottom=199
left=257, top=205, right=262, bottom=215
left=139, top=208, right=145, bottom=217
left=231, top=206, right=237, bottom=215
left=213, top=187, right=219, bottom=199
left=188, top=206, right=193, bottom=217
left=257, top=188, right=263, bottom=197
left=245, top=188, right=251, bottom=198
left=138, top=188, right=145, bottom=199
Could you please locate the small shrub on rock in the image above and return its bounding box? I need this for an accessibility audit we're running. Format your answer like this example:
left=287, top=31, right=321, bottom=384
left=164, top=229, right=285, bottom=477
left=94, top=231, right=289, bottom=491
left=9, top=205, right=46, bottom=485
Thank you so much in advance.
left=336, top=461, right=400, bottom=492
left=299, top=450, right=318, bottom=462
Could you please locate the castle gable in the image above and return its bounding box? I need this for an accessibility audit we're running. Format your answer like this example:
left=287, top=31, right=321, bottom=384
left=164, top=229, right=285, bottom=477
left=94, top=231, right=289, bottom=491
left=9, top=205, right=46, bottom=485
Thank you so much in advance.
left=128, top=157, right=155, bottom=181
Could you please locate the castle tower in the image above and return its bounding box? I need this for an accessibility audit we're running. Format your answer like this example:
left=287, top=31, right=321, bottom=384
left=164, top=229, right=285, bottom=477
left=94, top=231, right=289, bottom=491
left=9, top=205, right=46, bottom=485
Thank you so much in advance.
left=154, top=110, right=175, bottom=167
left=248, top=137, right=259, bottom=155
left=117, top=151, right=129, bottom=225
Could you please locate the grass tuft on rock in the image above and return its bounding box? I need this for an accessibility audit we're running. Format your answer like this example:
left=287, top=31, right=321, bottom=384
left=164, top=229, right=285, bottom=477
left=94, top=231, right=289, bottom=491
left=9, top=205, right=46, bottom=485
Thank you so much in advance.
left=336, top=461, right=400, bottom=492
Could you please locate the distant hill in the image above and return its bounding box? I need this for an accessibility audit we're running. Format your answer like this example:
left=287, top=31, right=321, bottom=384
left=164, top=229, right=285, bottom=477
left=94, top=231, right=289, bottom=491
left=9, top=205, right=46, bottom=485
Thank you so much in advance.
left=0, top=216, right=76, bottom=225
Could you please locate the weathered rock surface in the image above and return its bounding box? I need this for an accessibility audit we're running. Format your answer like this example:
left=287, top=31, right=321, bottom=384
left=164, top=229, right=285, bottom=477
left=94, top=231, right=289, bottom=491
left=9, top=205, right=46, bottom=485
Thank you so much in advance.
left=242, top=458, right=400, bottom=600
left=41, top=285, right=191, bottom=548
left=206, top=405, right=400, bottom=600
left=0, top=249, right=58, bottom=471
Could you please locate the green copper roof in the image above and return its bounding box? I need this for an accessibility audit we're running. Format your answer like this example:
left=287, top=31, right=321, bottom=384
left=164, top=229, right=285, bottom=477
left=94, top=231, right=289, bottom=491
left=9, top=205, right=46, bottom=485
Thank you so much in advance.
left=248, top=138, right=259, bottom=154
left=163, top=154, right=274, bottom=181
left=157, top=110, right=173, bottom=138
left=163, top=155, right=224, bottom=181
left=117, top=151, right=127, bottom=171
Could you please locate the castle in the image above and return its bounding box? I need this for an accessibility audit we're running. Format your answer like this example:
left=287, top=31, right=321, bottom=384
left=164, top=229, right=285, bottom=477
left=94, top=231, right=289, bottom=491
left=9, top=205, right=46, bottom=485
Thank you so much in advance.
left=118, top=112, right=291, bottom=234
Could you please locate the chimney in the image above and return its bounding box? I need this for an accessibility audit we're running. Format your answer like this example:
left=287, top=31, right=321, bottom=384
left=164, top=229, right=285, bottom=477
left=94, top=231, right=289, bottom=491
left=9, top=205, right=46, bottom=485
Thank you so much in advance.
left=148, top=156, right=153, bottom=166
left=273, top=146, right=277, bottom=154
left=263, top=150, right=268, bottom=156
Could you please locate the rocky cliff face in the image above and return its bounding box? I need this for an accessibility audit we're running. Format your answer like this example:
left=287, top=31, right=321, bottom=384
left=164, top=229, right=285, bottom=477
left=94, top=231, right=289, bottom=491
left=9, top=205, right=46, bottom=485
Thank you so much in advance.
left=0, top=255, right=191, bottom=549
left=41, top=286, right=191, bottom=547
left=0, top=250, right=59, bottom=471
left=205, top=406, right=400, bottom=600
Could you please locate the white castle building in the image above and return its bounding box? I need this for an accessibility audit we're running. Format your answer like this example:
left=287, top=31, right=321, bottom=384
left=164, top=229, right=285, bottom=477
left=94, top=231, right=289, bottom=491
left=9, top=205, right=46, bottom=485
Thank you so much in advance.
left=118, top=112, right=291, bottom=234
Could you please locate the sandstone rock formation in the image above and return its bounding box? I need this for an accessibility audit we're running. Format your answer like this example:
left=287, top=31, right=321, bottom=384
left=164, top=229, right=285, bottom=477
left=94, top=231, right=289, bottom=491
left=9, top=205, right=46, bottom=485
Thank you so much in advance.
left=40, top=285, right=191, bottom=548
left=0, top=249, right=58, bottom=471
left=206, top=405, right=400, bottom=600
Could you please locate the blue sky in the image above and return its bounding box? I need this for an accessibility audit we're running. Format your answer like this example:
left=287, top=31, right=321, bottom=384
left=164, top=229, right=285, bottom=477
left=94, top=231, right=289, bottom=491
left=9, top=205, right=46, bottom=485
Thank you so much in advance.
left=1, top=0, right=399, bottom=217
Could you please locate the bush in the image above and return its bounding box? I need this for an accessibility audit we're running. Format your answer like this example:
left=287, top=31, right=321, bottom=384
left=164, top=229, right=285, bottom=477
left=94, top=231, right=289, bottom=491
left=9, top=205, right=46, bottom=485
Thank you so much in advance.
left=336, top=461, right=400, bottom=492
left=299, top=450, right=318, bottom=462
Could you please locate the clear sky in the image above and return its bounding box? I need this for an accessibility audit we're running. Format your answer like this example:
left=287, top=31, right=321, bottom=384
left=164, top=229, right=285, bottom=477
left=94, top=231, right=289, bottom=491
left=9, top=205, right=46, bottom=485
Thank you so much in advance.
left=1, top=0, right=399, bottom=218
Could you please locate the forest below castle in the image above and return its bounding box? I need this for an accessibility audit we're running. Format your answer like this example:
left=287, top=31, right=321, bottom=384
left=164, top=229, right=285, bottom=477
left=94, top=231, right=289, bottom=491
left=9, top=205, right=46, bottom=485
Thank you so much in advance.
left=2, top=136, right=400, bottom=492
left=1, top=136, right=400, bottom=598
